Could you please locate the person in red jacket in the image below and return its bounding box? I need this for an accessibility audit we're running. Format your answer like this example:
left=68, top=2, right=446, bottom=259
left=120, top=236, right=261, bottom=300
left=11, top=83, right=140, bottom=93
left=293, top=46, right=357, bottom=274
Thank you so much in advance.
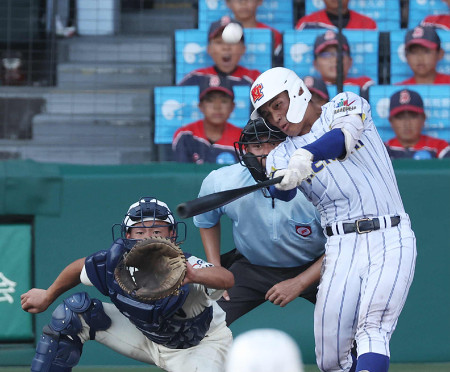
left=386, top=89, right=450, bottom=159
left=173, top=77, right=242, bottom=164
left=312, top=31, right=374, bottom=95
left=397, top=26, right=450, bottom=85
left=420, top=0, right=450, bottom=30
left=225, top=0, right=283, bottom=66
left=178, top=16, right=261, bottom=88
left=295, top=0, right=377, bottom=30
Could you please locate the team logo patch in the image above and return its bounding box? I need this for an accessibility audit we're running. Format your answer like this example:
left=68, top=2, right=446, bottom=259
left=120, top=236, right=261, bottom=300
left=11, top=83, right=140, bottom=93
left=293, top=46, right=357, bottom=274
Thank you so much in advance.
left=412, top=27, right=424, bottom=39
left=296, top=225, right=312, bottom=237
left=399, top=90, right=410, bottom=104
left=251, top=83, right=264, bottom=103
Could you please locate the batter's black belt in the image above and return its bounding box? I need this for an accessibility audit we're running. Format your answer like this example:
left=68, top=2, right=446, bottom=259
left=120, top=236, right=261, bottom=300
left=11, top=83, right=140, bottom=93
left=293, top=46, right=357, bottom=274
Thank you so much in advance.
left=325, top=216, right=401, bottom=237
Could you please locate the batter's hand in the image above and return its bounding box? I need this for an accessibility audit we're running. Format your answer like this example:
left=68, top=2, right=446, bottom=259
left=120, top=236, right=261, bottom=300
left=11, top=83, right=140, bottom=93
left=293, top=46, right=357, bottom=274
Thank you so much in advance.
left=265, top=278, right=305, bottom=307
left=21, top=288, right=53, bottom=314
left=273, top=169, right=303, bottom=190
left=287, top=148, right=313, bottom=180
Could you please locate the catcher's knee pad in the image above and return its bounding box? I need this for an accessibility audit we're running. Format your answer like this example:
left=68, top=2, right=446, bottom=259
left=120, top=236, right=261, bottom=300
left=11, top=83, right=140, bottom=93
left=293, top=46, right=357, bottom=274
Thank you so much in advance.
left=31, top=292, right=111, bottom=372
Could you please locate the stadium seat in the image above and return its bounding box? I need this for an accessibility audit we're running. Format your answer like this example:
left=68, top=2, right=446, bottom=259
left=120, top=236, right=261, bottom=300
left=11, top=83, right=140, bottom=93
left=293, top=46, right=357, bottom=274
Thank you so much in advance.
left=174, top=28, right=272, bottom=84
left=304, top=0, right=401, bottom=31
left=154, top=85, right=251, bottom=145
left=283, top=29, right=379, bottom=83
left=369, top=84, right=450, bottom=142
left=408, top=0, right=448, bottom=28
left=389, top=29, right=450, bottom=84
left=197, top=0, right=294, bottom=32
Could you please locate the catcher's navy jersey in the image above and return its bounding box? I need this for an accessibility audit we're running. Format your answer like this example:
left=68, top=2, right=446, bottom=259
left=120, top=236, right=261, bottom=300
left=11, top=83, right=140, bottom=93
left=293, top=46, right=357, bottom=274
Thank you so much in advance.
left=267, top=92, right=406, bottom=226
left=81, top=239, right=225, bottom=349
left=193, top=163, right=325, bottom=267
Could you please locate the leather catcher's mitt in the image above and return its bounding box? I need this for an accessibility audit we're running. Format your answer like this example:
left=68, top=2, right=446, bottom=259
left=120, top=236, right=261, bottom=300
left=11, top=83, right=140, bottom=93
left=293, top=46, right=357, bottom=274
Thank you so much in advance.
left=115, top=237, right=187, bottom=302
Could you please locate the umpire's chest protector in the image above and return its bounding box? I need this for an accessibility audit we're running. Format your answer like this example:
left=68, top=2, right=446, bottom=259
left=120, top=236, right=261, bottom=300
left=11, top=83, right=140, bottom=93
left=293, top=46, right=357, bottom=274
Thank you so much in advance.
left=84, top=239, right=213, bottom=349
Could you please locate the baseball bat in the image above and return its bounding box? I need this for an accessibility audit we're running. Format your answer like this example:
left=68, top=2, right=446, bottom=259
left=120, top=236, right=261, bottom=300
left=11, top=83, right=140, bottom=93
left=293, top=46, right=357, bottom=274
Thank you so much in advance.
left=176, top=176, right=283, bottom=219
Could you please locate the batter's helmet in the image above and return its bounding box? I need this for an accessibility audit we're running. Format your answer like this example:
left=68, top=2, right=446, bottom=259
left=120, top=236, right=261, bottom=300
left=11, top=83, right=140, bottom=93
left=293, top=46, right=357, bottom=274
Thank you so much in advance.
left=250, top=67, right=311, bottom=124
left=225, top=329, right=304, bottom=372
left=116, top=197, right=186, bottom=243
left=234, top=118, right=287, bottom=182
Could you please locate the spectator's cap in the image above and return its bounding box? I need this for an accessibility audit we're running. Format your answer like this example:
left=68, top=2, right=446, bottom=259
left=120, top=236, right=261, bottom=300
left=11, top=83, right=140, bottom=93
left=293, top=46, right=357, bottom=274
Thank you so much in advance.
left=303, top=76, right=329, bottom=101
left=208, top=16, right=244, bottom=42
left=389, top=89, right=425, bottom=118
left=199, top=75, right=235, bottom=101
left=314, top=30, right=350, bottom=57
left=405, top=26, right=441, bottom=51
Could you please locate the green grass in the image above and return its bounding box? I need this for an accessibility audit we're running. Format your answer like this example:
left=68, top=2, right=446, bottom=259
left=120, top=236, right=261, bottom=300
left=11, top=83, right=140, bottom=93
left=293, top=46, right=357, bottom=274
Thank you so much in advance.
left=1, top=364, right=450, bottom=372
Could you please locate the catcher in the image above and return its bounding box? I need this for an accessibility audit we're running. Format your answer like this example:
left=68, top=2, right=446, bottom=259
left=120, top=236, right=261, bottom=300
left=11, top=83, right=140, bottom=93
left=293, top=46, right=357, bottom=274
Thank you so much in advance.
left=20, top=197, right=234, bottom=372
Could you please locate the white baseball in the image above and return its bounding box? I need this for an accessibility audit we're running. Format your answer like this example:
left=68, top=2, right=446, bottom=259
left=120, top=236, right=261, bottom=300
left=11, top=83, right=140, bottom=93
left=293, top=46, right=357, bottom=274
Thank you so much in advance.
left=222, top=23, right=243, bottom=44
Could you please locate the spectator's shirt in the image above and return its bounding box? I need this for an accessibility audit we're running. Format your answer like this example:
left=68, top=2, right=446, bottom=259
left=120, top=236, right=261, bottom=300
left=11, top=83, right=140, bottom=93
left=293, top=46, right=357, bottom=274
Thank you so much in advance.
left=255, top=22, right=283, bottom=59
left=178, top=66, right=260, bottom=87
left=295, top=10, right=377, bottom=30
left=385, top=135, right=450, bottom=159
left=397, top=73, right=450, bottom=85
left=420, top=15, right=450, bottom=30
left=172, top=119, right=241, bottom=164
left=343, top=76, right=374, bottom=90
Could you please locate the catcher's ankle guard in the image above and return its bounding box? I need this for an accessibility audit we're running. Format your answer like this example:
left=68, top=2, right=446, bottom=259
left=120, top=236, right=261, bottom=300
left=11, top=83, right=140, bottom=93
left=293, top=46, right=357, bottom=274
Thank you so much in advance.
left=31, top=292, right=111, bottom=372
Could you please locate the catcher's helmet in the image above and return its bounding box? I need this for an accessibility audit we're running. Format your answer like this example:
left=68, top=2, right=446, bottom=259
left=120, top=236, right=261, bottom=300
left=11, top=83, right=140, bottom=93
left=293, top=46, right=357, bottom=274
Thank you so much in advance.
left=225, top=329, right=304, bottom=372
left=234, top=118, right=287, bottom=182
left=118, top=197, right=186, bottom=243
left=250, top=67, right=311, bottom=124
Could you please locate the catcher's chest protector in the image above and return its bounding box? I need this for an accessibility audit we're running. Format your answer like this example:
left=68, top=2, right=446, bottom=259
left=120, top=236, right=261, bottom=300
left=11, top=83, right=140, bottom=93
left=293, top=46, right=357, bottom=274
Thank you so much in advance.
left=88, top=239, right=213, bottom=349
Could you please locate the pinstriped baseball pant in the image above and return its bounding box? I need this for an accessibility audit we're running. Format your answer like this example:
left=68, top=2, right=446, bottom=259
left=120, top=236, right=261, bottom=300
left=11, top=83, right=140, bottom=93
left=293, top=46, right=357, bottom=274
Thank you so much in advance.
left=314, top=218, right=416, bottom=372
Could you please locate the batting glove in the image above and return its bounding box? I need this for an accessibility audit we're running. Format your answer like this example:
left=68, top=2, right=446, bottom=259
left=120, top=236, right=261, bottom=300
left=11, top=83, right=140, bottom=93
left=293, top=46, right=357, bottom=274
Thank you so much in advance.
left=273, top=169, right=303, bottom=191
left=287, top=148, right=313, bottom=181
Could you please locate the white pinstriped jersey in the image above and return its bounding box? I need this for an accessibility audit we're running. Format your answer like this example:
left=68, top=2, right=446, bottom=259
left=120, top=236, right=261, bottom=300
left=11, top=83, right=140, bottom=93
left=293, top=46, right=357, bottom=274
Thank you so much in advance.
left=266, top=92, right=405, bottom=226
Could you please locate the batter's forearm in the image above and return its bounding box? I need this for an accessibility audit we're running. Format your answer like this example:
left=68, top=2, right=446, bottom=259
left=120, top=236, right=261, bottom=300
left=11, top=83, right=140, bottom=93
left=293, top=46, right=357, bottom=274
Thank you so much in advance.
left=46, top=258, right=86, bottom=303
left=199, top=224, right=222, bottom=266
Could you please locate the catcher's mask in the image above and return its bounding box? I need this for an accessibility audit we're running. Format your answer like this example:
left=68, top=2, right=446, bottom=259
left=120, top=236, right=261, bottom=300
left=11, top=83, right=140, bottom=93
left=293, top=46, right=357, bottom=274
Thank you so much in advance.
left=234, top=118, right=287, bottom=183
left=114, top=197, right=186, bottom=243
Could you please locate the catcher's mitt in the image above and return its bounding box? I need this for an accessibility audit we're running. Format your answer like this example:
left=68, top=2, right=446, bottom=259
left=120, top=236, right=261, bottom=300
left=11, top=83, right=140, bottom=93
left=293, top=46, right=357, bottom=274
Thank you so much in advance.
left=114, top=237, right=187, bottom=302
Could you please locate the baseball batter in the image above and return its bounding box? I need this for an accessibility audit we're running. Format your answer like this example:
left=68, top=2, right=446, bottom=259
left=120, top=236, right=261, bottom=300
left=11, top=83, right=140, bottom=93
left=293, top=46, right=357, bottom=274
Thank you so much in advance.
left=250, top=67, right=417, bottom=372
left=20, top=197, right=233, bottom=372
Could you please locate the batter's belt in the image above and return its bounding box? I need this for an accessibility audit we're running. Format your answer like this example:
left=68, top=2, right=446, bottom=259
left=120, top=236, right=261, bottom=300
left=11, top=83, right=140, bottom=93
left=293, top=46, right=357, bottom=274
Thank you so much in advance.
left=326, top=216, right=401, bottom=236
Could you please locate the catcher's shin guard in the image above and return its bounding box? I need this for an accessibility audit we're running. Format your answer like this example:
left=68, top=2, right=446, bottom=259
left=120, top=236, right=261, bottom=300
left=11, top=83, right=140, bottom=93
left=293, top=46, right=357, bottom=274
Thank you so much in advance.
left=31, top=292, right=111, bottom=372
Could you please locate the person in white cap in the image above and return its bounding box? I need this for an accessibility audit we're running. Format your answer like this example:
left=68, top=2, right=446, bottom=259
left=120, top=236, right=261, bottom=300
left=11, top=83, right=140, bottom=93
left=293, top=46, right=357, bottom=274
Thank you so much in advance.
left=225, top=328, right=304, bottom=372
left=249, top=67, right=416, bottom=372
left=21, top=197, right=234, bottom=372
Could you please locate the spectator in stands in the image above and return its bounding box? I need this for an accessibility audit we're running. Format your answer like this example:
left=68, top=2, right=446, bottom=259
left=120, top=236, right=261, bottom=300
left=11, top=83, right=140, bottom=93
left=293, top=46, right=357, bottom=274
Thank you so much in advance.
left=303, top=75, right=329, bottom=106
left=295, top=0, right=377, bottom=30
left=225, top=0, right=283, bottom=66
left=173, top=77, right=241, bottom=164
left=386, top=89, right=450, bottom=159
left=397, top=26, right=450, bottom=85
left=420, top=0, right=450, bottom=30
left=312, top=31, right=374, bottom=94
left=178, top=16, right=261, bottom=88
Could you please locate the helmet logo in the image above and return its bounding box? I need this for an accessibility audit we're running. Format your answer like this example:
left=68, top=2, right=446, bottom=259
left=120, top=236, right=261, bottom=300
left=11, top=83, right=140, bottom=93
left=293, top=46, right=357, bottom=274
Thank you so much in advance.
left=251, top=83, right=264, bottom=103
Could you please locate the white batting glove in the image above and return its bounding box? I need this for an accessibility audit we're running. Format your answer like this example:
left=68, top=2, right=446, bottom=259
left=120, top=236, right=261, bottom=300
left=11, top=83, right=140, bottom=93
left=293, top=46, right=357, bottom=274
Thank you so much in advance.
left=273, top=169, right=303, bottom=191
left=287, top=148, right=314, bottom=181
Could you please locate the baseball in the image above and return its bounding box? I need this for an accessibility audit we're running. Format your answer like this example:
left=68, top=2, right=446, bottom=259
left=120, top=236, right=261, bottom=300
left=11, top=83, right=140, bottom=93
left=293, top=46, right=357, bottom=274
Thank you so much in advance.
left=222, top=23, right=243, bottom=44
